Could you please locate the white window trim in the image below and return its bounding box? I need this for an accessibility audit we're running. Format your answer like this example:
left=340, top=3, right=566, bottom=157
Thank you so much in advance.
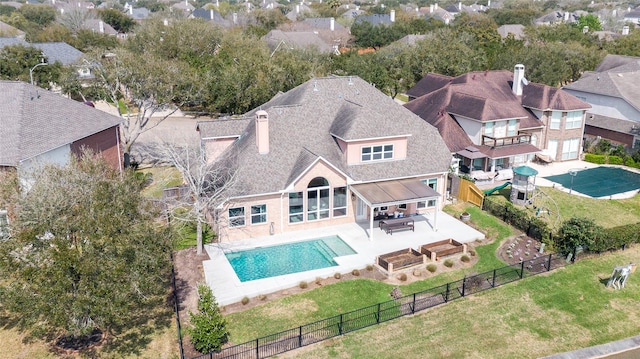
left=333, top=187, right=347, bottom=218
left=250, top=204, right=267, bottom=225
left=288, top=192, right=304, bottom=224
left=361, top=144, right=394, bottom=162
left=228, top=206, right=245, bottom=227
left=565, top=111, right=582, bottom=129
left=561, top=138, right=580, bottom=160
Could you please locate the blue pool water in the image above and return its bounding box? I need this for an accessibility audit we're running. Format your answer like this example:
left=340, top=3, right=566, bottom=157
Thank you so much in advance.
left=225, top=235, right=356, bottom=282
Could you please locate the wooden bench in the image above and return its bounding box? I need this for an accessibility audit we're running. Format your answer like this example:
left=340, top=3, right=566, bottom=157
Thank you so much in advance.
left=379, top=217, right=415, bottom=235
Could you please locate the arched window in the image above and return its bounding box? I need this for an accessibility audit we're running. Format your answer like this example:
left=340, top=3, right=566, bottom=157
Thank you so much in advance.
left=307, top=177, right=330, bottom=221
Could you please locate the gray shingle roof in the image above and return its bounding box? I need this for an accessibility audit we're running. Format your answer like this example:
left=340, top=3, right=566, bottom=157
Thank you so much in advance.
left=32, top=42, right=85, bottom=65
left=586, top=113, right=640, bottom=135
left=563, top=55, right=640, bottom=112
left=197, top=76, right=451, bottom=196
left=354, top=13, right=393, bottom=26
left=0, top=81, right=123, bottom=166
left=263, top=30, right=333, bottom=53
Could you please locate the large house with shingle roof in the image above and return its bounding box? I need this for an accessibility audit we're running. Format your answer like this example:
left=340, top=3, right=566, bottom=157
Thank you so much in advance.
left=405, top=65, right=590, bottom=178
left=0, top=81, right=123, bottom=176
left=563, top=54, right=640, bottom=149
left=196, top=76, right=452, bottom=241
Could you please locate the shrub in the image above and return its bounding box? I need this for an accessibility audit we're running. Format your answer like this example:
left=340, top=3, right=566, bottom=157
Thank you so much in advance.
left=468, top=249, right=477, bottom=256
left=426, top=263, right=437, bottom=273
left=188, top=284, right=229, bottom=353
left=460, top=255, right=470, bottom=263
left=241, top=296, right=250, bottom=305
left=258, top=294, right=267, bottom=301
left=351, top=269, right=360, bottom=276
left=390, top=287, right=402, bottom=299
left=609, top=155, right=624, bottom=165
left=398, top=272, right=407, bottom=281
left=557, top=217, right=604, bottom=255
left=299, top=281, right=308, bottom=289
left=366, top=264, right=374, bottom=271
left=315, top=277, right=323, bottom=285
left=444, top=259, right=454, bottom=267
left=584, top=153, right=606, bottom=164
left=413, top=269, right=422, bottom=277
left=334, top=272, right=341, bottom=279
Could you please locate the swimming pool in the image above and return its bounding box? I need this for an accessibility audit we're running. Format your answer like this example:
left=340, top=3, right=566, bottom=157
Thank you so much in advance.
left=225, top=235, right=357, bottom=282
left=543, top=167, right=640, bottom=198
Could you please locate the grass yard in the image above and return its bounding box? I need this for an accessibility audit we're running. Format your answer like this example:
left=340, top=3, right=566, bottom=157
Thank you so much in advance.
left=0, top=313, right=179, bottom=359
left=489, top=186, right=640, bottom=229
left=139, top=166, right=184, bottom=199
left=278, top=245, right=640, bottom=358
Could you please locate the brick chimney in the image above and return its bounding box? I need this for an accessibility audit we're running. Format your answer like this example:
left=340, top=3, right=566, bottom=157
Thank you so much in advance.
left=255, top=110, right=269, bottom=154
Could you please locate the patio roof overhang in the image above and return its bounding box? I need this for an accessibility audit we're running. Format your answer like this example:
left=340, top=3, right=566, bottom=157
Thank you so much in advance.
left=350, top=178, right=441, bottom=208
left=456, top=146, right=487, bottom=159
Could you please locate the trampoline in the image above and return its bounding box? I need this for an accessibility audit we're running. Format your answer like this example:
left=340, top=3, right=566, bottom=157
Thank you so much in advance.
left=543, top=167, right=640, bottom=198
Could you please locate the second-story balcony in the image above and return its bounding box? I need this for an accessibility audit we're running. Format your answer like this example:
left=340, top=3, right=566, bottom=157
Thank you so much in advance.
left=482, top=134, right=532, bottom=148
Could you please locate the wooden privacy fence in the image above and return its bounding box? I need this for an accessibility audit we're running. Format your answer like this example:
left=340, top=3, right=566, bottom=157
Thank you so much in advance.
left=457, top=178, right=484, bottom=208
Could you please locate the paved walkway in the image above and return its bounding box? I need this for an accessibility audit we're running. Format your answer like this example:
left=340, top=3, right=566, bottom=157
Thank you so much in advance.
left=203, top=211, right=484, bottom=306
left=541, top=335, right=640, bottom=359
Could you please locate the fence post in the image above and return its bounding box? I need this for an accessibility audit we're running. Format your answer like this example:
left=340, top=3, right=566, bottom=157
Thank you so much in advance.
left=376, top=303, right=381, bottom=323
left=256, top=338, right=259, bottom=359
left=520, top=261, right=525, bottom=279
left=445, top=283, right=450, bottom=302
left=339, top=314, right=343, bottom=335
left=209, top=352, right=213, bottom=359
left=412, top=293, right=416, bottom=314
left=547, top=253, right=552, bottom=271
left=298, top=326, right=302, bottom=348
left=492, top=269, right=497, bottom=287
left=461, top=278, right=466, bottom=297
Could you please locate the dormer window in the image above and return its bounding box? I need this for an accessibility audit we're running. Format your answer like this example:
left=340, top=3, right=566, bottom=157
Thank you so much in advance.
left=361, top=144, right=393, bottom=162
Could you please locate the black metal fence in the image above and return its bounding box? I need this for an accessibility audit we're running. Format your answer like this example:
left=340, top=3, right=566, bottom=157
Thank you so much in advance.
left=170, top=254, right=186, bottom=359
left=186, top=253, right=568, bottom=359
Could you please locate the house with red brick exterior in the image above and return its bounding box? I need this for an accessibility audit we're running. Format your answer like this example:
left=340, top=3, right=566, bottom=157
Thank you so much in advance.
left=0, top=81, right=123, bottom=177
left=405, top=65, right=591, bottom=180
left=196, top=76, right=452, bottom=241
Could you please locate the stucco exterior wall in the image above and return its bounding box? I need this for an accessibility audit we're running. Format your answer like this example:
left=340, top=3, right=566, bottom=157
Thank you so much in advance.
left=345, top=137, right=408, bottom=165
left=216, top=159, right=355, bottom=241
left=203, top=137, right=236, bottom=163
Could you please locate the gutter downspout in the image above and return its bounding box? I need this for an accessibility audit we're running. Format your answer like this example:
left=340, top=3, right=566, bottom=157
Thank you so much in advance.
left=280, top=192, right=284, bottom=234
left=116, top=126, right=123, bottom=175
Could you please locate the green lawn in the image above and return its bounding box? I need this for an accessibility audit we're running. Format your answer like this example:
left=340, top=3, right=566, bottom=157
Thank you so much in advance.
left=488, top=186, right=640, bottom=229
left=277, top=246, right=640, bottom=358
left=139, top=166, right=184, bottom=199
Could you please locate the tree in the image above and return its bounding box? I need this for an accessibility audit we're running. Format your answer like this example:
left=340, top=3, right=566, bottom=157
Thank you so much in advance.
left=99, top=8, right=136, bottom=33
left=556, top=217, right=603, bottom=256
left=0, top=44, right=63, bottom=86
left=188, top=284, right=229, bottom=353
left=59, top=8, right=89, bottom=35
left=574, top=14, right=602, bottom=32
left=17, top=4, right=56, bottom=27
left=161, top=142, right=240, bottom=255
left=0, top=152, right=174, bottom=339
left=88, top=48, right=205, bottom=167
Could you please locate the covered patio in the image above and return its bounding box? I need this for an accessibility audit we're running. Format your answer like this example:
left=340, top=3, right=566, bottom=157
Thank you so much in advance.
left=350, top=178, right=441, bottom=241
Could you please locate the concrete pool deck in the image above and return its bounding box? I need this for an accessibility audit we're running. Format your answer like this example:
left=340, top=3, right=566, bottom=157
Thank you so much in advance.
left=203, top=211, right=485, bottom=306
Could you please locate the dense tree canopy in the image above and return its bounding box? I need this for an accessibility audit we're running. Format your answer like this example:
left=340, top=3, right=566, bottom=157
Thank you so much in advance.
left=99, top=8, right=137, bottom=33
left=0, top=153, right=174, bottom=338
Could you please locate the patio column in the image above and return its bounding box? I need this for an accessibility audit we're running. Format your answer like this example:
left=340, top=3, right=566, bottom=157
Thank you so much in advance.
left=369, top=206, right=374, bottom=241
left=433, top=197, right=439, bottom=231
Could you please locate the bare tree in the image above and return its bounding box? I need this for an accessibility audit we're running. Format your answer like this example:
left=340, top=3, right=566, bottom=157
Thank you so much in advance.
left=92, top=48, right=205, bottom=167
left=161, top=142, right=241, bottom=255
left=59, top=8, right=89, bottom=35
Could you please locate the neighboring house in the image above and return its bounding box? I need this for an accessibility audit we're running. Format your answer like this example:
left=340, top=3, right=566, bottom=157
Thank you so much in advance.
left=263, top=29, right=335, bottom=54
left=420, top=5, right=454, bottom=24
left=277, top=17, right=350, bottom=51
left=196, top=76, right=452, bottom=241
left=405, top=65, right=591, bottom=179
left=83, top=19, right=118, bottom=36
left=0, top=21, right=25, bottom=39
left=354, top=10, right=396, bottom=26
left=563, top=54, right=640, bottom=149
left=286, top=3, right=312, bottom=21
left=0, top=39, right=91, bottom=78
left=171, top=0, right=195, bottom=14
left=623, top=9, right=640, bottom=25
left=395, top=34, right=427, bottom=46
left=497, top=24, right=525, bottom=40
left=0, top=80, right=123, bottom=180
left=534, top=11, right=579, bottom=25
